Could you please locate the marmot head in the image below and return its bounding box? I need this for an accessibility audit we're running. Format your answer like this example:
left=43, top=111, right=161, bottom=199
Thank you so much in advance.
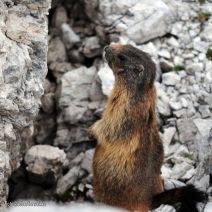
left=104, top=44, right=156, bottom=95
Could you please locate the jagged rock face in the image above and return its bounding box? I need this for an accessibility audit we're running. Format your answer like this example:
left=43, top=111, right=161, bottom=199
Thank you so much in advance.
left=0, top=0, right=51, bottom=207
left=84, top=0, right=176, bottom=44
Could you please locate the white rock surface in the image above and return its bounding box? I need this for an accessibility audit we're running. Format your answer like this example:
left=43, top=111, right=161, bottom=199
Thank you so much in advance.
left=0, top=0, right=51, bottom=207
left=97, top=64, right=115, bottom=96
left=25, top=145, right=66, bottom=185
left=84, top=0, right=176, bottom=44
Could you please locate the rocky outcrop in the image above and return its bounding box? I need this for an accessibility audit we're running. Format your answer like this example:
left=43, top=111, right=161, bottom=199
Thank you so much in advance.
left=0, top=0, right=51, bottom=207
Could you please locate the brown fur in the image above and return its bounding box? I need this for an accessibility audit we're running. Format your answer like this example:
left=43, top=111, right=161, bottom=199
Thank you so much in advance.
left=89, top=44, right=164, bottom=211
left=89, top=44, right=206, bottom=212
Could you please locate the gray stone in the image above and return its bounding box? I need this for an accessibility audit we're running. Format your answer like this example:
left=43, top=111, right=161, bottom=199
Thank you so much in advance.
left=81, top=149, right=94, bottom=173
left=63, top=104, right=87, bottom=124
left=153, top=205, right=176, bottom=212
left=84, top=0, right=176, bottom=44
left=158, top=49, right=171, bottom=59
left=52, top=6, right=68, bottom=28
left=0, top=0, right=51, bottom=206
left=162, top=72, right=181, bottom=86
left=61, top=23, right=80, bottom=49
left=177, top=119, right=197, bottom=143
left=199, top=105, right=211, bottom=118
left=162, top=127, right=176, bottom=155
left=48, top=37, right=67, bottom=64
left=41, top=93, right=55, bottom=114
left=193, top=37, right=208, bottom=53
left=82, top=36, right=102, bottom=58
left=59, top=66, right=96, bottom=106
left=97, top=64, right=115, bottom=96
left=171, top=161, right=195, bottom=180
left=204, top=202, right=212, bottom=212
left=169, top=101, right=182, bottom=111
left=160, top=59, right=174, bottom=73
left=186, top=63, right=203, bottom=75
left=164, top=178, right=185, bottom=190
left=156, top=82, right=171, bottom=117
left=24, top=145, right=66, bottom=185
left=49, top=62, right=72, bottom=81
left=56, top=166, right=80, bottom=196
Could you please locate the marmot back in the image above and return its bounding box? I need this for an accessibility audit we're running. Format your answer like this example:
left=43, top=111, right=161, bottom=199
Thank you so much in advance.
left=89, top=44, right=206, bottom=212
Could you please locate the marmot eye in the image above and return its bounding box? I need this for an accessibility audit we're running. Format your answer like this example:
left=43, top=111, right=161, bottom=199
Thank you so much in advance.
left=118, top=55, right=126, bottom=61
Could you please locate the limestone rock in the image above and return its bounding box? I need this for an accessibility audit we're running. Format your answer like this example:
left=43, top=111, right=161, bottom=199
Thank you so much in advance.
left=97, top=64, right=115, bottom=96
left=84, top=0, right=176, bottom=44
left=61, top=23, right=81, bottom=49
left=162, top=72, right=181, bottom=86
left=81, top=149, right=94, bottom=173
left=0, top=0, right=51, bottom=206
left=56, top=166, right=80, bottom=196
left=24, top=145, right=66, bottom=185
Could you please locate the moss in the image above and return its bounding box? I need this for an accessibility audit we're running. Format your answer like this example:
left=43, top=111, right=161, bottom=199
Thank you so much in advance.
left=206, top=48, right=212, bottom=60
left=197, top=11, right=211, bottom=22
left=198, top=0, right=206, bottom=4
left=183, top=153, right=194, bottom=160
left=174, top=65, right=185, bottom=72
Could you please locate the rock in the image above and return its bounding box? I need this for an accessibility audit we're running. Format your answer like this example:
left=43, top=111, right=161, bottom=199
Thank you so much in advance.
left=24, top=145, right=66, bottom=185
left=56, top=166, right=80, bottom=196
left=164, top=178, right=185, bottom=190
left=199, top=105, right=210, bottom=118
left=186, top=63, right=203, bottom=75
left=0, top=0, right=51, bottom=206
left=81, top=149, right=95, bottom=173
left=41, top=93, right=55, bottom=114
left=97, top=64, right=115, bottom=96
left=171, top=161, right=194, bottom=180
left=48, top=37, right=67, bottom=64
left=68, top=49, right=85, bottom=63
left=193, top=118, right=212, bottom=160
left=84, top=0, right=176, bottom=44
left=161, top=127, right=176, bottom=155
left=34, top=114, right=56, bottom=144
left=153, top=205, right=176, bottom=212
left=61, top=23, right=81, bottom=49
left=55, top=66, right=96, bottom=148
left=82, top=36, right=102, bottom=58
left=177, top=119, right=197, bottom=143
left=63, top=104, right=87, bottom=124
left=193, top=37, right=208, bottom=53
left=158, top=49, right=171, bottom=59
left=162, top=72, right=181, bottom=86
left=160, top=59, right=174, bottom=73
left=59, top=66, right=96, bottom=106
left=155, top=82, right=171, bottom=117
left=52, top=6, right=68, bottom=28
left=204, top=202, right=212, bottom=212
left=167, top=37, right=179, bottom=48
left=49, top=62, right=72, bottom=81
left=139, top=42, right=158, bottom=58
left=169, top=101, right=182, bottom=110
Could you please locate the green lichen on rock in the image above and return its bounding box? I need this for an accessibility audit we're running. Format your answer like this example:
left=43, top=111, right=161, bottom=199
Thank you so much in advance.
left=174, top=65, right=185, bottom=72
left=197, top=11, right=211, bottom=22
left=206, top=48, right=212, bottom=60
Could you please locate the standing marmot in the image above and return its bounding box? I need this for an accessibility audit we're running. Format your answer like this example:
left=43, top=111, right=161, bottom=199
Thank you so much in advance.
left=89, top=44, right=206, bottom=212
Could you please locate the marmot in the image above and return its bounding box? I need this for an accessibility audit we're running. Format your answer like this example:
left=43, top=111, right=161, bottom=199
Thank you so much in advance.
left=89, top=44, right=206, bottom=211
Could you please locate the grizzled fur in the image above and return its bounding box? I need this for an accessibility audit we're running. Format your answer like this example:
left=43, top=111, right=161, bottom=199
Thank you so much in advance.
left=89, top=44, right=207, bottom=211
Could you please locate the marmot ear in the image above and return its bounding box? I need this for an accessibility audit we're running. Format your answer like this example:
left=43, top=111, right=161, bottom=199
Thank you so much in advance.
left=138, top=64, right=144, bottom=72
